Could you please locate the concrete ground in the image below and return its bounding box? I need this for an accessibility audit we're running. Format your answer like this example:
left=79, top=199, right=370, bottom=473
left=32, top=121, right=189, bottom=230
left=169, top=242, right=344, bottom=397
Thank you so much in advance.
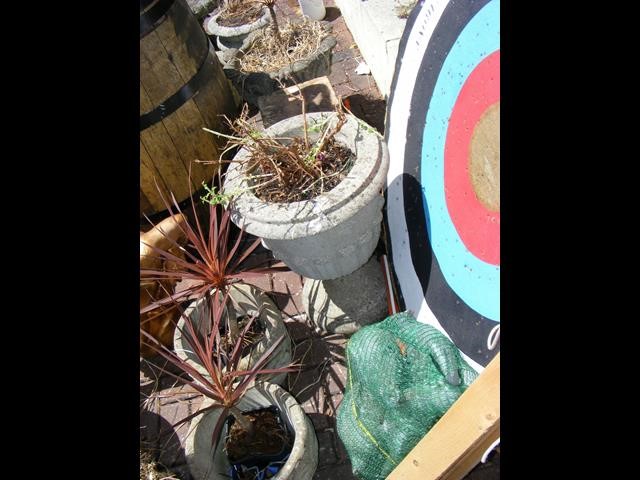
left=140, top=1, right=499, bottom=478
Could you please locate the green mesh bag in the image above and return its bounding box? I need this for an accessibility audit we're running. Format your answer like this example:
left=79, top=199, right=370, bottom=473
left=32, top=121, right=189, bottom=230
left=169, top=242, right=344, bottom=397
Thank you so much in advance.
left=336, top=312, right=478, bottom=480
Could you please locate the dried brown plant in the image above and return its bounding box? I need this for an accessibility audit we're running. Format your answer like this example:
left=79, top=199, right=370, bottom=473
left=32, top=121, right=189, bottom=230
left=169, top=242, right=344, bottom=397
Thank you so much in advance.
left=207, top=99, right=352, bottom=203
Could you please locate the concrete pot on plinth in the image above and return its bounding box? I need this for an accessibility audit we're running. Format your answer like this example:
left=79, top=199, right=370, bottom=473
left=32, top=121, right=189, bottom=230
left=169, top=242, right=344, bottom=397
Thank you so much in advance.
left=223, top=111, right=390, bottom=280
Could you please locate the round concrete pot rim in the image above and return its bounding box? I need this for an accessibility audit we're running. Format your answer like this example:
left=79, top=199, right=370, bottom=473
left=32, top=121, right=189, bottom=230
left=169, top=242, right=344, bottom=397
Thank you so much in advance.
left=173, top=284, right=289, bottom=379
left=204, top=6, right=270, bottom=36
left=230, top=29, right=337, bottom=80
left=224, top=112, right=389, bottom=240
left=185, top=380, right=318, bottom=480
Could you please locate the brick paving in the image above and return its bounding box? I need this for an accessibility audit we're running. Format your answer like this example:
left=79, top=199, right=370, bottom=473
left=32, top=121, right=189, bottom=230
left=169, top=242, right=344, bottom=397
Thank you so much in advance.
left=282, top=317, right=352, bottom=479
left=140, top=1, right=499, bottom=478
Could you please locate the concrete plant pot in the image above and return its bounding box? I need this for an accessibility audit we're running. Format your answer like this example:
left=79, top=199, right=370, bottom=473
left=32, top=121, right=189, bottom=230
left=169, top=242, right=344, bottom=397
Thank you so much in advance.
left=221, top=27, right=337, bottom=106
left=173, top=284, right=292, bottom=386
left=185, top=381, right=319, bottom=480
left=204, top=6, right=271, bottom=51
left=224, top=111, right=390, bottom=280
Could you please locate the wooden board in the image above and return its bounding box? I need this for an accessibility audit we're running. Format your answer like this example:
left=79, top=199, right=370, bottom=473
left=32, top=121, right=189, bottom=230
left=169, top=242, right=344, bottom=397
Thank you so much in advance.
left=153, top=2, right=214, bottom=186
left=140, top=29, right=187, bottom=105
left=140, top=141, right=168, bottom=212
left=139, top=0, right=239, bottom=216
left=388, top=353, right=500, bottom=480
left=140, top=85, right=192, bottom=205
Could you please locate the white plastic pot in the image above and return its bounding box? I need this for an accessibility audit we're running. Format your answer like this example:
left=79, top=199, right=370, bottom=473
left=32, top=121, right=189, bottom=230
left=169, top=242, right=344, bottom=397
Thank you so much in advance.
left=173, top=284, right=292, bottom=386
left=185, top=381, right=318, bottom=480
left=298, top=0, right=326, bottom=21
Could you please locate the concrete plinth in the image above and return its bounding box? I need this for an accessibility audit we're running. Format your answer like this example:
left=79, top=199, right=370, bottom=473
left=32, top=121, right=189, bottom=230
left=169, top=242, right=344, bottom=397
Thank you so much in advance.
left=302, top=256, right=388, bottom=335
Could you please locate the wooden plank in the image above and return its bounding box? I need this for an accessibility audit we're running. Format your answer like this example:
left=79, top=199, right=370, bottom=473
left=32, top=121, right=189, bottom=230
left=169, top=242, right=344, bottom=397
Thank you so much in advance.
left=191, top=53, right=240, bottom=164
left=140, top=28, right=186, bottom=108
left=192, top=51, right=240, bottom=129
left=154, top=0, right=207, bottom=81
left=140, top=141, right=166, bottom=215
left=159, top=97, right=218, bottom=192
left=139, top=130, right=190, bottom=210
left=388, top=353, right=500, bottom=480
left=148, top=12, right=219, bottom=192
left=140, top=184, right=154, bottom=216
left=140, top=84, right=192, bottom=209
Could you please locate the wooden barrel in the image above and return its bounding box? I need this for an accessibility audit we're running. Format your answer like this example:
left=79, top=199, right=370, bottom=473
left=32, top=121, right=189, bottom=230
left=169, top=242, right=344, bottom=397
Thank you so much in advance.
left=140, top=0, right=239, bottom=216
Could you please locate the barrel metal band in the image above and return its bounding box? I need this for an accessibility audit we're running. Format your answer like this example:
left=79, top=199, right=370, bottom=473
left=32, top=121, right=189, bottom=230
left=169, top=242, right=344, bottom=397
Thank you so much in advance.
left=140, top=51, right=211, bottom=131
left=140, top=0, right=176, bottom=38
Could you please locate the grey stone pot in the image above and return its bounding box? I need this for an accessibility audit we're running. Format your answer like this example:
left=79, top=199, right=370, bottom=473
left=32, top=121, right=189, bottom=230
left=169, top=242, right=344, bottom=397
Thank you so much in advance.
left=173, top=284, right=292, bottom=386
left=224, top=112, right=390, bottom=280
left=221, top=26, right=337, bottom=106
left=185, top=381, right=318, bottom=480
left=204, top=6, right=271, bottom=51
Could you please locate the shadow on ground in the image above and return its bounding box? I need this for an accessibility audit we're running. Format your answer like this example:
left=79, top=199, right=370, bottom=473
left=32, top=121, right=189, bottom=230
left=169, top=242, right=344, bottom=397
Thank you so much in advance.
left=345, top=93, right=387, bottom=135
left=140, top=409, right=191, bottom=478
left=324, top=6, right=342, bottom=22
left=283, top=317, right=357, bottom=479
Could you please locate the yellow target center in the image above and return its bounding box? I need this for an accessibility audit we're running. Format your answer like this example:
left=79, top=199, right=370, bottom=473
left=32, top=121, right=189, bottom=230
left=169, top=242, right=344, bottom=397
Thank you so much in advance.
left=468, top=101, right=500, bottom=212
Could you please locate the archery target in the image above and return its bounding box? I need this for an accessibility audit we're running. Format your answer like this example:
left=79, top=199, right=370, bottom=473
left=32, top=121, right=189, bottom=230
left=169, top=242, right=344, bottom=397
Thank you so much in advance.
left=385, top=0, right=500, bottom=371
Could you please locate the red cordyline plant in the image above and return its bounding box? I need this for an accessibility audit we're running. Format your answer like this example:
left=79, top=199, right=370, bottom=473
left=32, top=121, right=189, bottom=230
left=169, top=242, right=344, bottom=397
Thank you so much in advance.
left=141, top=289, right=297, bottom=448
left=140, top=174, right=288, bottom=341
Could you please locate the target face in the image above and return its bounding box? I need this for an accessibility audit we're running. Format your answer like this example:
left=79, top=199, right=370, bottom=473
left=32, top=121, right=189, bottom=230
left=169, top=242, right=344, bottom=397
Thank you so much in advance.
left=385, top=0, right=500, bottom=370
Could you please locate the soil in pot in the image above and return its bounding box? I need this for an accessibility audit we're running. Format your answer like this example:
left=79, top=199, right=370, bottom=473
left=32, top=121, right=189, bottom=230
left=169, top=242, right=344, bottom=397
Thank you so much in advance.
left=253, top=136, right=354, bottom=202
left=217, top=2, right=265, bottom=27
left=220, top=313, right=265, bottom=359
left=184, top=309, right=266, bottom=367
left=227, top=106, right=355, bottom=203
left=238, top=20, right=328, bottom=75
left=224, top=406, right=294, bottom=479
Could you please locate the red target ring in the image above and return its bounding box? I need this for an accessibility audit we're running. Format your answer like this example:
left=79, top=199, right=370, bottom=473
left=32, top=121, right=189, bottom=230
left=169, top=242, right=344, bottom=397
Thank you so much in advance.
left=444, top=50, right=500, bottom=265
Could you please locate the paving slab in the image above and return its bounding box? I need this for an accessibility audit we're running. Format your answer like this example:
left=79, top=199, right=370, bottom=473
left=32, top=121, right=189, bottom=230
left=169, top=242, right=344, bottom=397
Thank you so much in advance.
left=334, top=0, right=407, bottom=97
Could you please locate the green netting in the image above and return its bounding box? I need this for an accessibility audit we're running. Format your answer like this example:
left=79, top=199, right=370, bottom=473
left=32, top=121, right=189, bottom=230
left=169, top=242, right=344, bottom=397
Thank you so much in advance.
left=336, top=312, right=479, bottom=480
